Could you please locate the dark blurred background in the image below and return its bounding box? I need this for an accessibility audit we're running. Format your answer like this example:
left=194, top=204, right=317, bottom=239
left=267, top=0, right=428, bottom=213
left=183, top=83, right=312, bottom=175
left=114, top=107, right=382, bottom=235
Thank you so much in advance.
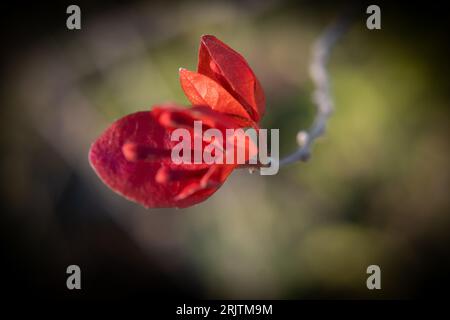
left=1, top=0, right=449, bottom=300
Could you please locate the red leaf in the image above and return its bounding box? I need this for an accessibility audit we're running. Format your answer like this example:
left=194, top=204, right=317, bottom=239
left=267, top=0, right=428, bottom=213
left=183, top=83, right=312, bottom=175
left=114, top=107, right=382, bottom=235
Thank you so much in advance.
left=198, top=35, right=265, bottom=122
left=89, top=105, right=248, bottom=208
left=179, top=68, right=255, bottom=128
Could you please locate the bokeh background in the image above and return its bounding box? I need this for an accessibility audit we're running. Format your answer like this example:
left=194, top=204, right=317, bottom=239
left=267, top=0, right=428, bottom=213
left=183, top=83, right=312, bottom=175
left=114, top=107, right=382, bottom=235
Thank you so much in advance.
left=1, top=1, right=449, bottom=299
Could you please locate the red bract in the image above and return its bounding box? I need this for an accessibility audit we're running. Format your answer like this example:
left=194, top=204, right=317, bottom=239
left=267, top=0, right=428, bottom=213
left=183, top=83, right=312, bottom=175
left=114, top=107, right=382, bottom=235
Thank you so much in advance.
left=194, top=35, right=265, bottom=123
left=90, top=105, right=242, bottom=208
left=89, top=35, right=265, bottom=208
left=179, top=68, right=255, bottom=128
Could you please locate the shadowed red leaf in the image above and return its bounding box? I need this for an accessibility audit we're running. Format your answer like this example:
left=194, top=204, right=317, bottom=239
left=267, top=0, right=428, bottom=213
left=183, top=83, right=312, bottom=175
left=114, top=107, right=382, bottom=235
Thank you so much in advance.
left=89, top=105, right=241, bottom=208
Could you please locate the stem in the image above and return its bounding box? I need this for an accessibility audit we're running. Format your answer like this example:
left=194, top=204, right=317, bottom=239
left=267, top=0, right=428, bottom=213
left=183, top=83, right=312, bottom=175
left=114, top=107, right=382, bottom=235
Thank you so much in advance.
left=279, top=15, right=352, bottom=167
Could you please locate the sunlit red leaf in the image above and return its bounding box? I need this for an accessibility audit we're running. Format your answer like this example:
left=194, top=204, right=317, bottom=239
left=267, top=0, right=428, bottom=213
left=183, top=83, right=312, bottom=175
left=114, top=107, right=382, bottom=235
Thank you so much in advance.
left=179, top=68, right=255, bottom=128
left=198, top=35, right=265, bottom=122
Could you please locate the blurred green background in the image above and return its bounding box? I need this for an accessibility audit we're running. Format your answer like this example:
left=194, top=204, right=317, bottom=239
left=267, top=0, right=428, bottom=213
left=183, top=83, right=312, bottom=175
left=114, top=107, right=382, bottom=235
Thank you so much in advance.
left=1, top=1, right=449, bottom=299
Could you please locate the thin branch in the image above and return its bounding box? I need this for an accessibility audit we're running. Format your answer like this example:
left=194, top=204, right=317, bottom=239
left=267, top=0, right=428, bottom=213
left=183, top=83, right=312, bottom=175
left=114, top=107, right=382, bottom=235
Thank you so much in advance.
left=279, top=16, right=351, bottom=167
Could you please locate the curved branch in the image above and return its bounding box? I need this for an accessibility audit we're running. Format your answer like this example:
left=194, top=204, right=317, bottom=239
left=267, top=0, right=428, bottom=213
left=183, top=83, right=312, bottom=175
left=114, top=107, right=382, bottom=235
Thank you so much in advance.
left=279, top=16, right=351, bottom=167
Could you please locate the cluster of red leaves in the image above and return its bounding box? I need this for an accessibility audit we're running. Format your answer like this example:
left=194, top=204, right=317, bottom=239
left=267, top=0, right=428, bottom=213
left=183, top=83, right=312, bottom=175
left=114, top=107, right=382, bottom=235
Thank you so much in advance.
left=89, top=35, right=265, bottom=208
